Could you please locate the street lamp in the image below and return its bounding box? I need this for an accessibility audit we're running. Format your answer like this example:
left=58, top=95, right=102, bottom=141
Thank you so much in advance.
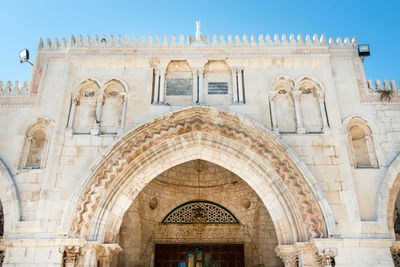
left=19, top=49, right=33, bottom=66
left=358, top=44, right=370, bottom=62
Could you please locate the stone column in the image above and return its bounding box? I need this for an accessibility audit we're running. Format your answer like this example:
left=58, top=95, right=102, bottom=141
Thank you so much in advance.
left=66, top=93, right=79, bottom=135
left=193, top=70, right=198, bottom=104
left=118, top=93, right=127, bottom=135
left=317, top=248, right=337, bottom=267
left=318, top=95, right=328, bottom=131
left=198, top=68, right=204, bottom=104
left=237, top=68, right=244, bottom=103
left=275, top=245, right=298, bottom=267
left=269, top=91, right=279, bottom=132
left=153, top=69, right=160, bottom=103
left=159, top=70, right=165, bottom=104
left=232, top=68, right=238, bottom=103
left=91, top=93, right=104, bottom=136
left=64, top=246, right=80, bottom=267
left=293, top=91, right=305, bottom=133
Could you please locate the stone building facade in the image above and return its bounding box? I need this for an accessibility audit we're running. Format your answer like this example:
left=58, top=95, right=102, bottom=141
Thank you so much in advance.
left=0, top=27, right=400, bottom=266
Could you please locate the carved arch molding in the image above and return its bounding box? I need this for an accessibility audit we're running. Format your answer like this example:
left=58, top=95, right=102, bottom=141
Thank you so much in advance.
left=70, top=107, right=328, bottom=240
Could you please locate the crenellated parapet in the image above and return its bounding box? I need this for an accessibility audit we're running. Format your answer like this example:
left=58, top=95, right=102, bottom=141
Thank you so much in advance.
left=367, top=79, right=399, bottom=91
left=0, top=81, right=30, bottom=96
left=36, top=33, right=358, bottom=51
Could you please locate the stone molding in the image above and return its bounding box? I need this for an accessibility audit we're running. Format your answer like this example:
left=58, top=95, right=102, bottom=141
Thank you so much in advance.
left=69, top=107, right=329, bottom=241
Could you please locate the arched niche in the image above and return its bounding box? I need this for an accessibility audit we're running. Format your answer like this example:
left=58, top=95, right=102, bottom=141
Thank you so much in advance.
left=203, top=60, right=232, bottom=105
left=100, top=79, right=126, bottom=134
left=346, top=119, right=378, bottom=168
left=19, top=117, right=53, bottom=169
left=62, top=107, right=334, bottom=246
left=270, top=77, right=296, bottom=133
left=297, top=78, right=324, bottom=133
left=72, top=79, right=100, bottom=134
left=164, top=60, right=193, bottom=106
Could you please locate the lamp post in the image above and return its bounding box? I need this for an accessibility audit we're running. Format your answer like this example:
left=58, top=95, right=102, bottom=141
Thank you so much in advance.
left=19, top=49, right=34, bottom=66
left=358, top=44, right=370, bottom=62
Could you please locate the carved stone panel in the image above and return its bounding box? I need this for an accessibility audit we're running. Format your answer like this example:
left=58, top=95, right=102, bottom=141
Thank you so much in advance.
left=166, top=78, right=192, bottom=95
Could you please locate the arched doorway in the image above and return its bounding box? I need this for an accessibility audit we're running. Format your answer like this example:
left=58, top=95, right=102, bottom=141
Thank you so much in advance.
left=117, top=159, right=282, bottom=266
left=63, top=107, right=334, bottom=266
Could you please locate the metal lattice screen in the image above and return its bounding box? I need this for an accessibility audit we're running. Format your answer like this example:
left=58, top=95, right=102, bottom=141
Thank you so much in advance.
left=162, top=201, right=239, bottom=224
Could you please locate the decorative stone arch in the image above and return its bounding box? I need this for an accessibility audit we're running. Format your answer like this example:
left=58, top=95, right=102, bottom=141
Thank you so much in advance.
left=62, top=107, right=334, bottom=245
left=343, top=115, right=379, bottom=168
left=0, top=158, right=22, bottom=236
left=377, top=152, right=400, bottom=239
left=295, top=76, right=324, bottom=97
left=269, top=76, right=296, bottom=133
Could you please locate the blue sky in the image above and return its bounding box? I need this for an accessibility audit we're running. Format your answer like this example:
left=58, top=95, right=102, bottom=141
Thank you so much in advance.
left=0, top=0, right=399, bottom=83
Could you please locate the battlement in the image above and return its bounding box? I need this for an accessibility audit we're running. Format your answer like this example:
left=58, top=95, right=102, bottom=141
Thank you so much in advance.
left=36, top=33, right=358, bottom=51
left=0, top=81, right=30, bottom=96
left=367, top=79, right=400, bottom=91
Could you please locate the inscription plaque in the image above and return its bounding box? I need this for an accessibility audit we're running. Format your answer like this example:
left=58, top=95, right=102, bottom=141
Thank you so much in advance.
left=166, top=78, right=192, bottom=95
left=208, top=82, right=228, bottom=95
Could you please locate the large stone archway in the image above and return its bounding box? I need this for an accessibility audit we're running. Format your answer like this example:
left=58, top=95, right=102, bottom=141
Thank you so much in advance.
left=377, top=152, right=400, bottom=239
left=0, top=158, right=21, bottom=236
left=63, top=107, right=334, bottom=246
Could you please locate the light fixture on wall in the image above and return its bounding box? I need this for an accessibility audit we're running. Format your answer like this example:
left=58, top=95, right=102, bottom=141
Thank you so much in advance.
left=358, top=44, right=370, bottom=62
left=19, top=49, right=34, bottom=66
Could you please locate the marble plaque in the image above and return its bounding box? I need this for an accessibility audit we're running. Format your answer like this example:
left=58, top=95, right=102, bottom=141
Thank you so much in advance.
left=166, top=78, right=192, bottom=95
left=208, top=82, right=228, bottom=95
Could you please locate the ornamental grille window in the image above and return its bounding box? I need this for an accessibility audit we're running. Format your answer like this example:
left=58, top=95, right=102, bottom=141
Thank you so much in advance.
left=162, top=201, right=239, bottom=224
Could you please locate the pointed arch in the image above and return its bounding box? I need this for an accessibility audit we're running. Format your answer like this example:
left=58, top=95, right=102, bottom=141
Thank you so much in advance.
left=61, top=107, right=334, bottom=245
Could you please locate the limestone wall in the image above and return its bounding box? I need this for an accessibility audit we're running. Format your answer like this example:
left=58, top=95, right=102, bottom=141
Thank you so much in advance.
left=0, top=33, right=398, bottom=266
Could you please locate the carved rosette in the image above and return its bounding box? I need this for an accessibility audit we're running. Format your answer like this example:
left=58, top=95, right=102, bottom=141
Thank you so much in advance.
left=71, top=107, right=327, bottom=239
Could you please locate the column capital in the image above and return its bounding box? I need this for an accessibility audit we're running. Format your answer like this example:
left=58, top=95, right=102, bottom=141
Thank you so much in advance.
left=293, top=90, right=302, bottom=101
left=96, top=93, right=105, bottom=103
left=317, top=248, right=337, bottom=267
left=275, top=245, right=298, bottom=267
left=268, top=90, right=279, bottom=100
left=64, top=246, right=81, bottom=264
left=71, top=93, right=80, bottom=103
